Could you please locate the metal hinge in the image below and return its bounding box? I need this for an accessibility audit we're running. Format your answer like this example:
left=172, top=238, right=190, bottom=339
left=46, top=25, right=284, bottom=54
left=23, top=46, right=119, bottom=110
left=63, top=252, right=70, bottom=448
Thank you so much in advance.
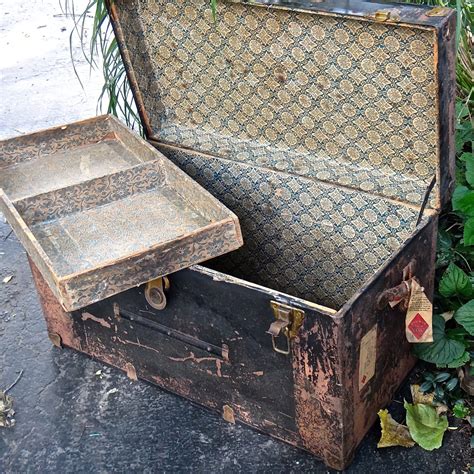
left=266, top=301, right=305, bottom=355
left=426, top=6, right=450, bottom=17
left=144, top=276, right=170, bottom=310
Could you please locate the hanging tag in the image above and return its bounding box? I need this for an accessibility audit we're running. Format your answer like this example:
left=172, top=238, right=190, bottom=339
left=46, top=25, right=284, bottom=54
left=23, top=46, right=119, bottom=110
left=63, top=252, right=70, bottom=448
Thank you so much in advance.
left=388, top=281, right=410, bottom=308
left=405, top=280, right=433, bottom=343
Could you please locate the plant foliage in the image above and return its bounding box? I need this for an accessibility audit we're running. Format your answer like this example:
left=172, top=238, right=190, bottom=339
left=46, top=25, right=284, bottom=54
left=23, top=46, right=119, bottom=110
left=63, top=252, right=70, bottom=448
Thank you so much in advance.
left=404, top=401, right=449, bottom=451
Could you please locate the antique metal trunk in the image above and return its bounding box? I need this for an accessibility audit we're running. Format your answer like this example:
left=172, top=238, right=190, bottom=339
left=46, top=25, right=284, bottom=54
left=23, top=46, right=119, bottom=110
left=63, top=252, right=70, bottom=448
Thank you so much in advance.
left=4, top=0, right=456, bottom=470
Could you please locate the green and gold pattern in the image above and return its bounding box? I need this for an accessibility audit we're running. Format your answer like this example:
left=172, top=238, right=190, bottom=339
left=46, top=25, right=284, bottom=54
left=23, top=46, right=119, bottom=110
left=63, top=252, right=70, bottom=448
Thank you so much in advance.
left=117, top=0, right=439, bottom=206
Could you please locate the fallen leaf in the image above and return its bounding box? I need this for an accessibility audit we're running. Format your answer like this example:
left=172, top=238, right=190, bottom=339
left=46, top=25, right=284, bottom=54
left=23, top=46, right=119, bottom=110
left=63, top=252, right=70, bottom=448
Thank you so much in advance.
left=0, top=390, right=15, bottom=428
left=404, top=401, right=448, bottom=450
left=411, top=384, right=435, bottom=405
left=377, top=409, right=415, bottom=448
left=2, top=276, right=13, bottom=284
left=410, top=385, right=448, bottom=415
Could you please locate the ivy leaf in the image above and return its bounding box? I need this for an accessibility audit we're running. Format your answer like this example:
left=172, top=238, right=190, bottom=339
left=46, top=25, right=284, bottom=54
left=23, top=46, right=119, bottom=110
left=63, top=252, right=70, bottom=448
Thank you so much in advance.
left=439, top=263, right=472, bottom=298
left=454, top=300, right=474, bottom=335
left=377, top=409, right=415, bottom=448
left=464, top=218, right=474, bottom=246
left=404, top=401, right=448, bottom=450
left=413, top=315, right=466, bottom=365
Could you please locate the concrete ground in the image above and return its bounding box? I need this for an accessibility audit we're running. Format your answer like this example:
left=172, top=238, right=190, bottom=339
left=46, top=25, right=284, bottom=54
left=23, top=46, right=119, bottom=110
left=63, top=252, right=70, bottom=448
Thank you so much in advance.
left=0, top=0, right=471, bottom=472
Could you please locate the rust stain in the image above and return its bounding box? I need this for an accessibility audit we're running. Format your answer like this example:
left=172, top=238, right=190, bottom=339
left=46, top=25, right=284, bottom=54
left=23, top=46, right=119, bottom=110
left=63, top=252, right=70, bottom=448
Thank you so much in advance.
left=81, top=311, right=112, bottom=328
left=231, top=403, right=253, bottom=425
left=29, top=259, right=82, bottom=350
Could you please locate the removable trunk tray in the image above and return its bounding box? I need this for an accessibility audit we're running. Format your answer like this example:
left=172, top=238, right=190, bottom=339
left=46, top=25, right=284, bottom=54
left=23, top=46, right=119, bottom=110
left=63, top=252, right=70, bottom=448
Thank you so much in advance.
left=0, top=116, right=242, bottom=311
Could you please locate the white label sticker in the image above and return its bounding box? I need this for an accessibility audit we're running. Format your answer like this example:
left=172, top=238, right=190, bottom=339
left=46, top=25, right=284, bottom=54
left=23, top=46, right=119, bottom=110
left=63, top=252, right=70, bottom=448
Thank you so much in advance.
left=359, top=324, right=377, bottom=390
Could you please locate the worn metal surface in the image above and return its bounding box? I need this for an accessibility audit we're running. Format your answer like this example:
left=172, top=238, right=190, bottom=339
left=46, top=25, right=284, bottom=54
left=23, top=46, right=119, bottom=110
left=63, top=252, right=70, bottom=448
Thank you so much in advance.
left=0, top=116, right=242, bottom=311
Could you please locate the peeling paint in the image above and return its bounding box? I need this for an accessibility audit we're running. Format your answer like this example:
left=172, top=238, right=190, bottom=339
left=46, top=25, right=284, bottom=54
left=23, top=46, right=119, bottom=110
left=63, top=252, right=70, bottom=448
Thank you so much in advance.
left=81, top=311, right=112, bottom=328
left=168, top=351, right=225, bottom=377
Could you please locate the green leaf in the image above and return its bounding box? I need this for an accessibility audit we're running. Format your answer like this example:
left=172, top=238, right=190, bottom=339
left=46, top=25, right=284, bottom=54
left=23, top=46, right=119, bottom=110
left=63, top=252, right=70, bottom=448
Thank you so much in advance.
left=460, top=152, right=474, bottom=163
left=466, top=157, right=474, bottom=187
left=413, top=315, right=466, bottom=365
left=434, top=372, right=451, bottom=383
left=464, top=218, right=474, bottom=246
left=436, top=229, right=454, bottom=268
left=441, top=351, right=471, bottom=368
left=452, top=185, right=470, bottom=211
left=404, top=401, right=448, bottom=450
left=445, top=378, right=459, bottom=391
left=439, top=263, right=472, bottom=298
left=445, top=327, right=469, bottom=341
left=456, top=191, right=474, bottom=217
left=453, top=401, right=470, bottom=419
left=434, top=385, right=445, bottom=402
left=423, top=372, right=435, bottom=382
left=454, top=300, right=474, bottom=335
left=420, top=381, right=433, bottom=393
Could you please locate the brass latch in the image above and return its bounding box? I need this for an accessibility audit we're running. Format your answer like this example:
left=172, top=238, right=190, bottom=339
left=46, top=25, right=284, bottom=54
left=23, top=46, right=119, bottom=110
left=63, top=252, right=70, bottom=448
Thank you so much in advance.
left=374, top=10, right=391, bottom=22
left=266, top=301, right=305, bottom=355
left=144, top=276, right=170, bottom=310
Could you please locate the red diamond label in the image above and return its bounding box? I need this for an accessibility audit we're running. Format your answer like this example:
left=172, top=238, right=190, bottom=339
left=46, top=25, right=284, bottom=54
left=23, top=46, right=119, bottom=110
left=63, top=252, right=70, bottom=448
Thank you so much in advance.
left=408, top=313, right=429, bottom=339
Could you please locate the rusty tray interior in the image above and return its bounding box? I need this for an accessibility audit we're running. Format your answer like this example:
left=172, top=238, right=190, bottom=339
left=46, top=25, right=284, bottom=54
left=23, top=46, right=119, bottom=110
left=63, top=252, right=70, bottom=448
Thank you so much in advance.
left=0, top=116, right=242, bottom=310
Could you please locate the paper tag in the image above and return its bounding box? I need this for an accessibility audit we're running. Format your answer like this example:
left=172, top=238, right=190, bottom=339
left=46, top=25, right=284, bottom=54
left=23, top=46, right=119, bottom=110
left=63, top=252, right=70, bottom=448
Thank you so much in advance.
left=388, top=281, right=410, bottom=308
left=406, top=280, right=433, bottom=343
left=359, top=324, right=377, bottom=390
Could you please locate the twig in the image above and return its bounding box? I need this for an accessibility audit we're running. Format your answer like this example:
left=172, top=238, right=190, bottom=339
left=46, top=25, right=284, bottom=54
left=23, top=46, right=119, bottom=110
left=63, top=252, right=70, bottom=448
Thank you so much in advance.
left=3, top=229, right=13, bottom=241
left=4, top=369, right=24, bottom=394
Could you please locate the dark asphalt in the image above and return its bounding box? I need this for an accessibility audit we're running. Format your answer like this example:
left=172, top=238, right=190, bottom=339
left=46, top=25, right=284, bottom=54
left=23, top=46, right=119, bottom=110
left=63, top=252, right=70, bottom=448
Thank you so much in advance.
left=0, top=0, right=471, bottom=472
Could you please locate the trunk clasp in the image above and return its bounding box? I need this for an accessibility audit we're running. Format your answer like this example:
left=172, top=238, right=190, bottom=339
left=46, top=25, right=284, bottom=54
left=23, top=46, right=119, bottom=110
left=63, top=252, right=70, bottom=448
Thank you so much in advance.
left=267, top=301, right=305, bottom=355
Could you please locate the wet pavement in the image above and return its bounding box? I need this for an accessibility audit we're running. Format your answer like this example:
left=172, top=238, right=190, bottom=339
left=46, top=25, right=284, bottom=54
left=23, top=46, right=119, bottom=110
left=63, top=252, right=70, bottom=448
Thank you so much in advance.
left=0, top=0, right=471, bottom=472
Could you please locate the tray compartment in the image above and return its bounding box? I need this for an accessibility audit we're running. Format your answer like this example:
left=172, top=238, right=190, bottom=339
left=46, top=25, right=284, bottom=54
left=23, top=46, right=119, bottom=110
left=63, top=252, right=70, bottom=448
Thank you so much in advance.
left=0, top=150, right=242, bottom=311
left=0, top=115, right=156, bottom=201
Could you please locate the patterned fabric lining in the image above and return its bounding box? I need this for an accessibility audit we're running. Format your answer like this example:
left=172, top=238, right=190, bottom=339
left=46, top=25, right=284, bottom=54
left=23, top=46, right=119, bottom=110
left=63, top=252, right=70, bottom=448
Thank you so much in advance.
left=114, top=0, right=438, bottom=308
left=116, top=0, right=439, bottom=207
left=160, top=146, right=421, bottom=309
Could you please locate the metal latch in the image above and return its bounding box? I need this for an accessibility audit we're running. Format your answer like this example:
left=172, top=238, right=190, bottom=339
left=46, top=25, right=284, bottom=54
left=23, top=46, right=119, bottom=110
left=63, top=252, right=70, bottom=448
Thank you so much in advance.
left=266, top=301, right=305, bottom=355
left=144, top=276, right=170, bottom=310
left=374, top=10, right=391, bottom=22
